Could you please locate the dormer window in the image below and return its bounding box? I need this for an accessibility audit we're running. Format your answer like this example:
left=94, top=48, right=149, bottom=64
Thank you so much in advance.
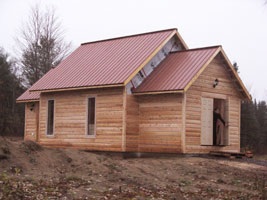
left=138, top=71, right=144, bottom=78
left=137, top=71, right=145, bottom=82
left=132, top=70, right=145, bottom=88
left=151, top=62, right=155, bottom=69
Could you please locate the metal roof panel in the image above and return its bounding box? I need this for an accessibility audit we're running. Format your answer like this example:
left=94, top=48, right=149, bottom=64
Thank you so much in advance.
left=16, top=89, right=40, bottom=102
left=28, top=29, right=176, bottom=92
left=133, top=46, right=219, bottom=93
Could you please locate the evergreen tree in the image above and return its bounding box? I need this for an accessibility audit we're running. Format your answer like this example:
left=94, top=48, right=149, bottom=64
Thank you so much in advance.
left=241, top=99, right=267, bottom=153
left=255, top=100, right=267, bottom=152
left=241, top=100, right=260, bottom=151
left=0, top=48, right=25, bottom=136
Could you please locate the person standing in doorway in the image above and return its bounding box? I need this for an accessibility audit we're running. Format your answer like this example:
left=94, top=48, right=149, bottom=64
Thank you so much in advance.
left=213, top=108, right=226, bottom=145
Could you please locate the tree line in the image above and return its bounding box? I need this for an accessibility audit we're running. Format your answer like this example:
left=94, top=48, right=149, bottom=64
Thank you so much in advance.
left=241, top=100, right=267, bottom=153
left=0, top=49, right=24, bottom=136
left=0, top=5, right=266, bottom=153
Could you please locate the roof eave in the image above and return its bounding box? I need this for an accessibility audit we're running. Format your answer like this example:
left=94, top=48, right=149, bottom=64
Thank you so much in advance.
left=16, top=99, right=40, bottom=103
left=182, top=46, right=251, bottom=101
left=133, top=89, right=184, bottom=95
left=218, top=47, right=252, bottom=101
left=29, top=83, right=124, bottom=93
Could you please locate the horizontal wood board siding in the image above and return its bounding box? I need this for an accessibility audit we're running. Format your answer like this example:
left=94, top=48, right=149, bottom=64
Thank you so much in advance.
left=138, top=94, right=183, bottom=153
left=38, top=87, right=124, bottom=151
left=185, top=57, right=242, bottom=153
left=125, top=95, right=139, bottom=152
left=24, top=102, right=39, bottom=141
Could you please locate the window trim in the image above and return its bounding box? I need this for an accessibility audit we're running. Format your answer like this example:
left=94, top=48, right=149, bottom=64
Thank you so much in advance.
left=46, top=99, right=55, bottom=137
left=86, top=96, right=96, bottom=138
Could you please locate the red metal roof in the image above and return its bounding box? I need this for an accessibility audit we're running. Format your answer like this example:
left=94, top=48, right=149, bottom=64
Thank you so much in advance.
left=16, top=89, right=40, bottom=102
left=133, top=46, right=219, bottom=93
left=28, top=29, right=176, bottom=92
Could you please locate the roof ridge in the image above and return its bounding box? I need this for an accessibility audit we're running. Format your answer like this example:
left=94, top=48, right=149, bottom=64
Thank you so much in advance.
left=170, top=45, right=221, bottom=53
left=81, top=28, right=177, bottom=45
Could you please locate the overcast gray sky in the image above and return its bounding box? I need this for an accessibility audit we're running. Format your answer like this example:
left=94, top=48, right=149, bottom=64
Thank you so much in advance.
left=1, top=0, right=267, bottom=100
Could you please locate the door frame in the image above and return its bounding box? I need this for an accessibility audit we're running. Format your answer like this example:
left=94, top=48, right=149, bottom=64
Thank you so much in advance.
left=200, top=92, right=230, bottom=146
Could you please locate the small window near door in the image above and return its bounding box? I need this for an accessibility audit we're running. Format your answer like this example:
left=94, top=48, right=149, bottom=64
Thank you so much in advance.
left=47, top=100, right=54, bottom=136
left=87, top=97, right=96, bottom=136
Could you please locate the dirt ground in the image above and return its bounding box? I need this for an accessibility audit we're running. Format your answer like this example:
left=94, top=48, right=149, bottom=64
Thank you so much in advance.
left=0, top=137, right=267, bottom=200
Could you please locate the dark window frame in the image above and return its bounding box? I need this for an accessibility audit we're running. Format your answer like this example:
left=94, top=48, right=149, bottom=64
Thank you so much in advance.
left=46, top=99, right=55, bottom=136
left=86, top=96, right=96, bottom=137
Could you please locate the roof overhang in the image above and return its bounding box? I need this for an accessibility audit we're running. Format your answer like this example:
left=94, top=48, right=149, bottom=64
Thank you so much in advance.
left=183, top=46, right=251, bottom=100
left=218, top=47, right=252, bottom=101
left=30, top=83, right=124, bottom=93
left=22, top=28, right=186, bottom=95
left=133, top=89, right=184, bottom=95
left=132, top=46, right=251, bottom=100
left=16, top=99, right=39, bottom=103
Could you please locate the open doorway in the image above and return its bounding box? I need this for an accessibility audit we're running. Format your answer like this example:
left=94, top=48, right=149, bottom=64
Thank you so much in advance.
left=201, top=97, right=229, bottom=146
left=213, top=99, right=229, bottom=146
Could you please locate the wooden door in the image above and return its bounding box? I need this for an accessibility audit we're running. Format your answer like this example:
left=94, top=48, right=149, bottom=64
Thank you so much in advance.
left=201, top=97, right=214, bottom=145
left=223, top=99, right=229, bottom=145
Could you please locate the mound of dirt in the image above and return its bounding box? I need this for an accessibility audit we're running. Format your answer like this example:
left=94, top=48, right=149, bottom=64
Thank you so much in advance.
left=0, top=137, right=267, bottom=199
left=20, top=140, right=43, bottom=153
left=0, top=137, right=10, bottom=160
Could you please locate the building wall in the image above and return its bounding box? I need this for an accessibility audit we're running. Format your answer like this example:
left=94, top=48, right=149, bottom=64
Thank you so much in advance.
left=185, top=56, right=242, bottom=153
left=24, top=55, right=243, bottom=154
left=125, top=95, right=139, bottom=152
left=137, top=94, right=183, bottom=153
left=38, top=87, right=124, bottom=152
left=24, top=102, right=39, bottom=141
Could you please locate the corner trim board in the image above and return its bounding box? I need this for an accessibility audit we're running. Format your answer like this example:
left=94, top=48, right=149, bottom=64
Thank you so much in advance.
left=122, top=87, right=127, bottom=152
left=181, top=93, right=186, bottom=153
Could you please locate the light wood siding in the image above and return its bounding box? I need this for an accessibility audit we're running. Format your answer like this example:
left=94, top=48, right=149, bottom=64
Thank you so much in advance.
left=38, top=87, right=124, bottom=152
left=24, top=102, right=39, bottom=141
left=185, top=57, right=242, bottom=153
left=138, top=94, right=183, bottom=153
left=125, top=95, right=139, bottom=152
left=201, top=98, right=214, bottom=145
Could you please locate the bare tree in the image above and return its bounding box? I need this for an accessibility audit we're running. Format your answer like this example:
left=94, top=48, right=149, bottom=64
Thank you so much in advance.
left=16, top=4, right=72, bottom=86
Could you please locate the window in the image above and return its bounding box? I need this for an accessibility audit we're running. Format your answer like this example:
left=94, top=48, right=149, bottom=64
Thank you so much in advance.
left=47, top=100, right=54, bottom=136
left=132, top=71, right=145, bottom=88
left=87, top=97, right=96, bottom=136
left=138, top=71, right=144, bottom=78
left=137, top=71, right=144, bottom=82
